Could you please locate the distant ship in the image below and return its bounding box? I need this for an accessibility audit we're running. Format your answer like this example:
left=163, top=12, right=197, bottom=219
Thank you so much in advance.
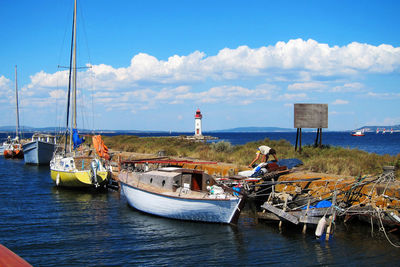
left=351, top=130, right=365, bottom=136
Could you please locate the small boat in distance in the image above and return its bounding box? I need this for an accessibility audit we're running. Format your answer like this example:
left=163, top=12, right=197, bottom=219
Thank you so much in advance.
left=351, top=130, right=365, bottom=136
left=390, top=128, right=393, bottom=134
left=4, top=65, right=24, bottom=159
left=3, top=136, right=24, bottom=159
left=22, top=133, right=57, bottom=165
left=383, top=128, right=386, bottom=134
left=376, top=128, right=379, bottom=134
left=119, top=162, right=244, bottom=224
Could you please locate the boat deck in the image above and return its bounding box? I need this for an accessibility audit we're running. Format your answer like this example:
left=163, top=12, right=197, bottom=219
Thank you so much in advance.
left=120, top=170, right=234, bottom=200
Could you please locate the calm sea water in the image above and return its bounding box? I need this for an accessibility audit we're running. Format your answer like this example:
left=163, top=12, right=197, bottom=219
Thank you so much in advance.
left=1, top=131, right=400, bottom=266
left=104, top=131, right=400, bottom=156
left=2, top=131, right=399, bottom=156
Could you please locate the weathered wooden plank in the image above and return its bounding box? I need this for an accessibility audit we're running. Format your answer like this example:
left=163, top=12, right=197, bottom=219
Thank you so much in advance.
left=261, top=203, right=299, bottom=224
left=290, top=208, right=332, bottom=217
left=256, top=212, right=280, bottom=221
left=299, top=216, right=321, bottom=224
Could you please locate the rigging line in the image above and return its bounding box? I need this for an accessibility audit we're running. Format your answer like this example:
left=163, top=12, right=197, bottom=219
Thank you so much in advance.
left=57, top=1, right=73, bottom=68
left=90, top=68, right=95, bottom=133
left=77, top=0, right=92, bottom=65
left=376, top=207, right=400, bottom=248
left=64, top=0, right=76, bottom=155
left=77, top=0, right=96, bottom=133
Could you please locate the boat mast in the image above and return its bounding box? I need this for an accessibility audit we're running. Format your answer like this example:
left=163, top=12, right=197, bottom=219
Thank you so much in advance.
left=72, top=0, right=77, bottom=132
left=65, top=0, right=77, bottom=154
left=15, top=65, right=20, bottom=140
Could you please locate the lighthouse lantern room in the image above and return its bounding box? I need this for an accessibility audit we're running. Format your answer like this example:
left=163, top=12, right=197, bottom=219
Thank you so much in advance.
left=194, top=108, right=203, bottom=136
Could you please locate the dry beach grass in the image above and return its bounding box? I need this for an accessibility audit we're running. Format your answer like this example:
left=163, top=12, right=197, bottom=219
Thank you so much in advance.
left=100, top=135, right=400, bottom=178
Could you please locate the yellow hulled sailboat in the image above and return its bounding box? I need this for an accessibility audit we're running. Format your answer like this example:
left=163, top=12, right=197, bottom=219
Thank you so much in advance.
left=50, top=154, right=109, bottom=187
left=50, top=0, right=110, bottom=188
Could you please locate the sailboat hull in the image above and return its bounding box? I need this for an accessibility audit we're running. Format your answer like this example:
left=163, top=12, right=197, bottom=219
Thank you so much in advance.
left=50, top=169, right=108, bottom=188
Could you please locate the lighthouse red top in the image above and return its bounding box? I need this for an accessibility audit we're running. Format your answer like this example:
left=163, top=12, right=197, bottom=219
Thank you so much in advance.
left=195, top=108, right=202, bottom=119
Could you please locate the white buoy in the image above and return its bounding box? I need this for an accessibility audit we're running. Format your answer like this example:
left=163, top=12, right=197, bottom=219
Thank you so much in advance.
left=56, top=174, right=60, bottom=186
left=315, top=216, right=327, bottom=238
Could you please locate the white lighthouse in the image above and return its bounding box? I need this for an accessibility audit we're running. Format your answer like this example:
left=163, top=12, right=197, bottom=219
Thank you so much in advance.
left=194, top=108, right=203, bottom=137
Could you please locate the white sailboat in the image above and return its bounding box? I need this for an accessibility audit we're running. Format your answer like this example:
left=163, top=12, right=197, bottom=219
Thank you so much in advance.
left=119, top=164, right=244, bottom=224
left=3, top=65, right=24, bottom=159
left=50, top=0, right=110, bottom=188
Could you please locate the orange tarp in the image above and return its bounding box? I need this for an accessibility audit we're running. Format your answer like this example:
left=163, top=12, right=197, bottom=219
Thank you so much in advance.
left=92, top=135, right=110, bottom=160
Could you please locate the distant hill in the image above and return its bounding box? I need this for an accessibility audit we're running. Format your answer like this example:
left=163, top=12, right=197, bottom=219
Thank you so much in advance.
left=0, top=126, right=164, bottom=134
left=357, top=124, right=400, bottom=132
left=214, top=126, right=297, bottom=132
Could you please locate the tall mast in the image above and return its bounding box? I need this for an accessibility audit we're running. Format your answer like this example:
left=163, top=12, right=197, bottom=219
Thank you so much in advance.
left=15, top=65, right=20, bottom=139
left=65, top=0, right=77, bottom=154
left=72, top=0, right=77, bottom=131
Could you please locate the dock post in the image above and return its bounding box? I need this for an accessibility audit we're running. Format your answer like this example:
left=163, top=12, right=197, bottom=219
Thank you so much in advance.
left=325, top=190, right=337, bottom=240
left=302, top=199, right=311, bottom=234
left=279, top=194, right=288, bottom=231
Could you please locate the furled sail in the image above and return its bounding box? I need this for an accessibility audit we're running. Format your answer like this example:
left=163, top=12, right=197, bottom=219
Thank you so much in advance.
left=72, top=129, right=85, bottom=149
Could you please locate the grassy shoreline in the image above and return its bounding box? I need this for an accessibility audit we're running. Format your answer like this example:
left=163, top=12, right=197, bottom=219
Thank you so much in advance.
left=101, top=135, right=400, bottom=177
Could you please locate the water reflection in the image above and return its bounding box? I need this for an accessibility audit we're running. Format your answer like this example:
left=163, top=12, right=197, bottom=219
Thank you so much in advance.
left=2, top=156, right=400, bottom=266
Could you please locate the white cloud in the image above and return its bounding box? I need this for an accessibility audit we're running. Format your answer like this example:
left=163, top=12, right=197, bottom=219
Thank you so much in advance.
left=49, top=89, right=66, bottom=99
left=23, top=38, right=400, bottom=98
left=332, top=99, right=349, bottom=105
left=332, top=82, right=364, bottom=92
left=0, top=75, right=11, bottom=89
left=277, top=93, right=308, bottom=101
left=6, top=38, right=400, bottom=123
left=288, top=82, right=327, bottom=91
left=0, top=75, right=12, bottom=98
left=366, top=92, right=400, bottom=99
left=366, top=117, right=400, bottom=126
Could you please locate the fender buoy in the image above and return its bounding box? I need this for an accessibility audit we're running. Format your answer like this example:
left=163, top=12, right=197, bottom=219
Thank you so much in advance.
left=56, top=174, right=60, bottom=186
left=315, top=216, right=327, bottom=238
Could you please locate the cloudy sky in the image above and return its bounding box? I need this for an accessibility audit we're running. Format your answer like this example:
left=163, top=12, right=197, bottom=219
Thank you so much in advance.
left=1, top=0, right=399, bottom=131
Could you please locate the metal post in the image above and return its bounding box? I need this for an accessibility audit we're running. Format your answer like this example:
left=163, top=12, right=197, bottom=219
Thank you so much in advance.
left=299, top=128, right=302, bottom=153
left=295, top=128, right=299, bottom=151
left=314, top=128, right=320, bottom=147
left=319, top=128, right=322, bottom=147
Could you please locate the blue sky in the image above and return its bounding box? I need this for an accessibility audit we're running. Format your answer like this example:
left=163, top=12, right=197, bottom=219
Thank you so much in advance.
left=1, top=0, right=399, bottom=131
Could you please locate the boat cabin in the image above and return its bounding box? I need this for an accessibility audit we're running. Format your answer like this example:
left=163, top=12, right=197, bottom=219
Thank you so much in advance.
left=135, top=168, right=216, bottom=193
left=31, top=133, right=57, bottom=144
